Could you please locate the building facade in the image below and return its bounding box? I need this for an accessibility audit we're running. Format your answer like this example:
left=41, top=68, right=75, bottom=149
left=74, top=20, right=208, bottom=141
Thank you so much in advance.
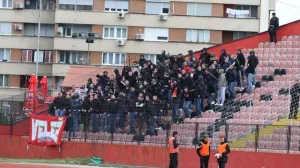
left=0, top=0, right=275, bottom=98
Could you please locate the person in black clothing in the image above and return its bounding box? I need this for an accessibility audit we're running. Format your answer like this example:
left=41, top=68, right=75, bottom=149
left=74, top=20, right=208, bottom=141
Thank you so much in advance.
left=91, top=94, right=101, bottom=133
left=81, top=95, right=92, bottom=132
left=148, top=95, right=163, bottom=135
left=219, top=49, right=229, bottom=68
left=237, top=49, right=246, bottom=81
left=216, top=136, right=230, bottom=168
left=138, top=54, right=147, bottom=67
left=196, top=135, right=210, bottom=168
left=69, top=94, right=80, bottom=137
left=53, top=92, right=65, bottom=116
left=182, top=87, right=193, bottom=117
left=246, top=51, right=259, bottom=93
left=200, top=48, right=212, bottom=66
left=289, top=80, right=300, bottom=119
left=231, top=54, right=243, bottom=89
left=106, top=95, right=119, bottom=133
left=269, top=12, right=279, bottom=43
left=226, top=64, right=237, bottom=99
left=194, top=76, right=205, bottom=116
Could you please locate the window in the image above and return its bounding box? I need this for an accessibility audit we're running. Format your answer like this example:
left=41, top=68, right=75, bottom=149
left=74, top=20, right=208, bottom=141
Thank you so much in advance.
left=145, top=0, right=170, bottom=14
left=104, top=0, right=128, bottom=12
left=24, top=24, right=54, bottom=37
left=0, top=75, right=8, bottom=87
left=233, top=31, right=256, bottom=40
left=0, top=48, right=10, bottom=61
left=0, top=22, right=12, bottom=35
left=144, top=28, right=168, bottom=42
left=22, top=50, right=33, bottom=62
left=103, top=26, right=127, bottom=39
left=102, top=52, right=126, bottom=66
left=55, top=76, right=65, bottom=89
left=44, top=51, right=54, bottom=63
left=187, top=3, right=211, bottom=16
left=59, top=51, right=84, bottom=64
left=144, top=54, right=156, bottom=64
left=37, top=0, right=56, bottom=10
left=0, top=0, right=12, bottom=8
left=34, top=51, right=44, bottom=63
left=59, top=51, right=70, bottom=63
left=59, top=0, right=93, bottom=10
left=233, top=5, right=258, bottom=18
left=59, top=24, right=92, bottom=37
left=186, top=29, right=210, bottom=43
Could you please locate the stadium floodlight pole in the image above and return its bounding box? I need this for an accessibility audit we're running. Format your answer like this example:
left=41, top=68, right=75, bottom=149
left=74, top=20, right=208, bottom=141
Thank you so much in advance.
left=36, top=0, right=42, bottom=77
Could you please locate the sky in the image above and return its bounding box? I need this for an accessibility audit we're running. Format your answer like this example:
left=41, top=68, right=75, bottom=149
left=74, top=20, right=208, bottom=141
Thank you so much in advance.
left=276, top=0, right=300, bottom=25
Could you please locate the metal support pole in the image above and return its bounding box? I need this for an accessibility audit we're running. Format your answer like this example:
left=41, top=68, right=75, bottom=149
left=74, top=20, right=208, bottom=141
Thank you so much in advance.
left=36, top=0, right=42, bottom=76
left=87, top=43, right=90, bottom=65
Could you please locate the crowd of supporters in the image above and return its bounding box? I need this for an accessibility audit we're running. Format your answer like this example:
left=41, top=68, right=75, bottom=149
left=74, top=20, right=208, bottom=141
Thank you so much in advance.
left=51, top=49, right=259, bottom=136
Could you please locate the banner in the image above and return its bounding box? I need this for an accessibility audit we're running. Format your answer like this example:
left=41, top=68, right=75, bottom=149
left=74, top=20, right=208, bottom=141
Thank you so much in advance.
left=28, top=114, right=67, bottom=146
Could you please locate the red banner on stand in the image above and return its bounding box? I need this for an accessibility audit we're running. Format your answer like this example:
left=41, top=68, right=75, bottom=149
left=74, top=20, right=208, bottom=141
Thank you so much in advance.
left=28, top=114, right=67, bottom=146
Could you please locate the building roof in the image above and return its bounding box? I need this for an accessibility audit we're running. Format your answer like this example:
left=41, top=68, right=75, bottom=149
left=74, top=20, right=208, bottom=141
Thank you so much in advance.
left=61, top=66, right=121, bottom=87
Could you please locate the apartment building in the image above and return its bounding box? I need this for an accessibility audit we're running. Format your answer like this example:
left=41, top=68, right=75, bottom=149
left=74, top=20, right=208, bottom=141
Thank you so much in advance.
left=0, top=0, right=275, bottom=98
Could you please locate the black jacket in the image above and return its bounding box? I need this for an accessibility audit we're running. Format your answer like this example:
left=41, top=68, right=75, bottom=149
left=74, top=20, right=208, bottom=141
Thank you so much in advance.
left=226, top=69, right=237, bottom=83
left=91, top=99, right=101, bottom=113
left=270, top=17, right=279, bottom=30
left=237, top=53, right=246, bottom=67
left=106, top=99, right=120, bottom=115
left=53, top=97, right=64, bottom=109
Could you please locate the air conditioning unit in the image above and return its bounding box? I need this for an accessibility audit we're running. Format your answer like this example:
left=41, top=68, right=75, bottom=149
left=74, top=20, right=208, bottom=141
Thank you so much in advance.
left=118, top=12, right=125, bottom=19
left=14, top=24, right=23, bottom=30
left=159, top=14, right=168, bottom=21
left=136, top=34, right=144, bottom=40
left=16, top=3, right=24, bottom=9
left=116, top=39, right=125, bottom=46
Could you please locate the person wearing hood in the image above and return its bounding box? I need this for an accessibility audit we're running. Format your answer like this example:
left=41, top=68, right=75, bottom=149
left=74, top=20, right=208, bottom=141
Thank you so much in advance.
left=215, top=136, right=230, bottom=168
left=200, top=48, right=211, bottom=65
left=269, top=12, right=279, bottom=43
left=138, top=54, right=147, bottom=67
left=219, top=49, right=229, bottom=68
left=196, top=135, right=210, bottom=168
left=194, top=76, right=205, bottom=116
left=236, top=49, right=246, bottom=82
left=246, top=51, right=259, bottom=93
left=216, top=69, right=227, bottom=106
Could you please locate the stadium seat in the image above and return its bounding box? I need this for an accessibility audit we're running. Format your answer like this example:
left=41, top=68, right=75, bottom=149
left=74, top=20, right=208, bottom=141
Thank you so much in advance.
left=280, top=41, right=287, bottom=48
left=269, top=42, right=275, bottom=48
left=292, top=42, right=299, bottom=48
left=258, top=42, right=264, bottom=48
left=272, top=135, right=279, bottom=142
left=264, top=42, right=270, bottom=48
left=263, top=48, right=269, bottom=55
left=280, top=62, right=286, bottom=69
left=281, top=36, right=287, bottom=41
left=265, top=141, right=272, bottom=149
left=292, top=48, right=299, bottom=55
left=269, top=48, right=275, bottom=55
left=258, top=48, right=264, bottom=54
left=292, top=36, right=299, bottom=41
left=287, top=36, right=293, bottom=41
left=271, top=142, right=279, bottom=150
left=278, top=142, right=287, bottom=150
left=275, top=42, right=281, bottom=49
left=290, top=143, right=299, bottom=151
left=287, top=42, right=293, bottom=48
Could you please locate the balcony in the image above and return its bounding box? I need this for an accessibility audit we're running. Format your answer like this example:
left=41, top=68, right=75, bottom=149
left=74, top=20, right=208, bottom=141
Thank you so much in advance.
left=0, top=62, right=52, bottom=75
left=0, top=88, right=26, bottom=100
left=53, top=37, right=214, bottom=55
left=0, top=36, right=54, bottom=50
left=55, top=10, right=260, bottom=32
left=0, top=9, right=55, bottom=24
left=170, top=0, right=260, bottom=6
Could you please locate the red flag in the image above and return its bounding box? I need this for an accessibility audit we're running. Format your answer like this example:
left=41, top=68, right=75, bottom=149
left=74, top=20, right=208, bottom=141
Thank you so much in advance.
left=28, top=114, right=67, bottom=146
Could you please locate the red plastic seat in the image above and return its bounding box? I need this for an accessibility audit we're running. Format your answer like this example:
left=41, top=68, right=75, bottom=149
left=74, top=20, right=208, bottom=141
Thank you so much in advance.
left=292, top=36, right=299, bottom=41
left=278, top=142, right=287, bottom=150
left=275, top=42, right=281, bottom=48
left=263, top=42, right=270, bottom=48
left=272, top=135, right=279, bottom=142
left=265, top=142, right=272, bottom=149
left=281, top=36, right=287, bottom=41
left=258, top=141, right=266, bottom=148
left=280, top=62, right=286, bottom=68
left=271, top=142, right=279, bottom=150
left=292, top=62, right=298, bottom=68
left=287, top=36, right=293, bottom=41
left=293, top=48, right=299, bottom=55
left=292, top=42, right=299, bottom=48
left=263, top=48, right=269, bottom=55
left=258, top=42, right=264, bottom=48
left=257, top=48, right=264, bottom=54
left=269, top=48, right=275, bottom=54
left=287, top=42, right=293, bottom=48
left=280, top=41, right=287, bottom=48
left=290, top=143, right=299, bottom=151
left=269, top=42, right=275, bottom=48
